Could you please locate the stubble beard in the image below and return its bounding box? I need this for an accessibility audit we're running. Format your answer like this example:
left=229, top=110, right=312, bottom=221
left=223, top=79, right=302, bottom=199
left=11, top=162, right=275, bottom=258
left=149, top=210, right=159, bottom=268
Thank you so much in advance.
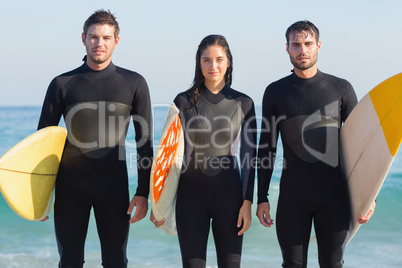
left=290, top=54, right=318, bottom=71
left=88, top=54, right=110, bottom=65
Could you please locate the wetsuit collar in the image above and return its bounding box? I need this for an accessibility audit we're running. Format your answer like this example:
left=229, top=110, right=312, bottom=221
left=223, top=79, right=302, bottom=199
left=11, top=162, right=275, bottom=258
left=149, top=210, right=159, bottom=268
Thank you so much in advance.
left=291, top=69, right=323, bottom=85
left=81, top=61, right=117, bottom=79
left=201, top=84, right=231, bottom=104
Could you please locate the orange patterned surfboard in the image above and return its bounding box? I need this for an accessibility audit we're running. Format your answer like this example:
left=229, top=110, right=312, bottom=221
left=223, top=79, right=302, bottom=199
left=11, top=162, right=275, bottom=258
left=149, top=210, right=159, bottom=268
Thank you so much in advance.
left=150, top=103, right=184, bottom=235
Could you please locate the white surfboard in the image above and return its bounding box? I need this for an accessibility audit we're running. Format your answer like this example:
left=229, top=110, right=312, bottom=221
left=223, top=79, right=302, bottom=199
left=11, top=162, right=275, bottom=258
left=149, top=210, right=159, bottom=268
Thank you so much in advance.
left=341, top=73, right=402, bottom=244
left=150, top=103, right=184, bottom=235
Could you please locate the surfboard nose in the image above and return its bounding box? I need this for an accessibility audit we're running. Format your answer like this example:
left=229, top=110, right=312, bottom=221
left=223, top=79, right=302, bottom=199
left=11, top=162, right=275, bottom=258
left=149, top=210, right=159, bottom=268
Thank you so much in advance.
left=369, top=72, right=402, bottom=156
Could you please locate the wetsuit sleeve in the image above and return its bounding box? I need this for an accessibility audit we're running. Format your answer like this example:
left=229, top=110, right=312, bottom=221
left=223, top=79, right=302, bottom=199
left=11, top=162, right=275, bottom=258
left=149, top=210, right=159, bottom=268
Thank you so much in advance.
left=131, top=75, right=153, bottom=198
left=240, top=100, right=257, bottom=202
left=340, top=81, right=358, bottom=122
left=38, top=78, right=64, bottom=130
left=173, top=92, right=191, bottom=111
left=257, top=86, right=279, bottom=204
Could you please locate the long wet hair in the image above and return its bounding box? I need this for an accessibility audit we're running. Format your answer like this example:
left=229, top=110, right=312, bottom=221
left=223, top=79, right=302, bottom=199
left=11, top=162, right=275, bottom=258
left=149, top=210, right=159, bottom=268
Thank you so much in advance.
left=186, top=34, right=233, bottom=108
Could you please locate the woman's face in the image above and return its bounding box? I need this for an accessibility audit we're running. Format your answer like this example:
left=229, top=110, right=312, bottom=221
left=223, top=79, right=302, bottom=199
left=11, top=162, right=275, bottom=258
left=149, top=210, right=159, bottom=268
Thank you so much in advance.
left=200, top=45, right=230, bottom=89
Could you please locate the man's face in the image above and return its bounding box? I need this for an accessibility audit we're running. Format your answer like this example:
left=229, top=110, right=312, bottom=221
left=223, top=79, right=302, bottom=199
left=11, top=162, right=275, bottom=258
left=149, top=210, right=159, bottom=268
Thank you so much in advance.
left=82, top=24, right=119, bottom=69
left=286, top=30, right=321, bottom=71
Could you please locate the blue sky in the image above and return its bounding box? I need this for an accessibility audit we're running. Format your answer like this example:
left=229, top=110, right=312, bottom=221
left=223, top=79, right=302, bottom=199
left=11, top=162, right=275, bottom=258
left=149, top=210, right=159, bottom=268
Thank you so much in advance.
left=1, top=0, right=400, bottom=106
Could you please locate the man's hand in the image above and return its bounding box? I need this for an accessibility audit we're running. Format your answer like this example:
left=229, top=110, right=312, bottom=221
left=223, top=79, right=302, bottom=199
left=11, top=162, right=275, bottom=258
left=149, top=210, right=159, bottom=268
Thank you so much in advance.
left=40, top=216, right=49, bottom=222
left=127, top=196, right=148, bottom=224
left=237, top=200, right=252, bottom=236
left=357, top=201, right=376, bottom=224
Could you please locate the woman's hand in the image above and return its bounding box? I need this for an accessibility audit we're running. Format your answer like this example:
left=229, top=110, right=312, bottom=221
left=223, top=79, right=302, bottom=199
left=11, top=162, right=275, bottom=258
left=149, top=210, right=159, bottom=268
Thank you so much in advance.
left=150, top=210, right=166, bottom=227
left=256, top=202, right=274, bottom=227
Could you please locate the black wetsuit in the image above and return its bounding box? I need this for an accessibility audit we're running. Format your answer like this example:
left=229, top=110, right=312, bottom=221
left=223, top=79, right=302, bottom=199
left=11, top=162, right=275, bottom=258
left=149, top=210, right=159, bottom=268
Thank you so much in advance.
left=257, top=70, right=357, bottom=268
left=174, top=85, right=256, bottom=268
left=38, top=61, right=153, bottom=268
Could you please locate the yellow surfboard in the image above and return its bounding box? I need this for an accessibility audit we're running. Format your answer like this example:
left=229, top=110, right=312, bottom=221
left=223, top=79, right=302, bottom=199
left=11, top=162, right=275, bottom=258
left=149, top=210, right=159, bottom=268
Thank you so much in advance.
left=341, top=73, right=402, bottom=244
left=0, top=126, right=67, bottom=221
left=150, top=103, right=184, bottom=235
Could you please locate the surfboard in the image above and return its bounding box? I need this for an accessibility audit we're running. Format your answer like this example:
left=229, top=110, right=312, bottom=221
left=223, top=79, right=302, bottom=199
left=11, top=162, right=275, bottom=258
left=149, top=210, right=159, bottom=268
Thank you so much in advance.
left=150, top=103, right=184, bottom=235
left=341, top=73, right=402, bottom=244
left=0, top=126, right=67, bottom=221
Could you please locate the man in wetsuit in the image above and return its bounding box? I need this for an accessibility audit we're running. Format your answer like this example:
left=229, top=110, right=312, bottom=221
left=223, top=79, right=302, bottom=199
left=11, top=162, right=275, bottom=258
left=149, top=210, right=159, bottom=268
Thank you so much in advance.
left=38, top=10, right=153, bottom=268
left=256, top=20, right=374, bottom=267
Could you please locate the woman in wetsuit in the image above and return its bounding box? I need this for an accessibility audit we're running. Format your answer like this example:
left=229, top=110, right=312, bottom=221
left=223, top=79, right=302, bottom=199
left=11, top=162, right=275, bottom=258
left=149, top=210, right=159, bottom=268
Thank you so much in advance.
left=152, top=34, right=257, bottom=268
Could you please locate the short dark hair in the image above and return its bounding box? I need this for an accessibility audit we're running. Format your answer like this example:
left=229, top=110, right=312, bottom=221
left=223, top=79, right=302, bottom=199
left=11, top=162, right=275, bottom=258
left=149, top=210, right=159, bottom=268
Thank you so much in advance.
left=285, top=20, right=319, bottom=44
left=83, top=9, right=120, bottom=38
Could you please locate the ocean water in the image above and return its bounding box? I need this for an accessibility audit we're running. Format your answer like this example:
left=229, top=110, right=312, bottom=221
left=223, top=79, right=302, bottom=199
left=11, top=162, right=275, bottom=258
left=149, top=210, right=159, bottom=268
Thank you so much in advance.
left=0, top=106, right=401, bottom=268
